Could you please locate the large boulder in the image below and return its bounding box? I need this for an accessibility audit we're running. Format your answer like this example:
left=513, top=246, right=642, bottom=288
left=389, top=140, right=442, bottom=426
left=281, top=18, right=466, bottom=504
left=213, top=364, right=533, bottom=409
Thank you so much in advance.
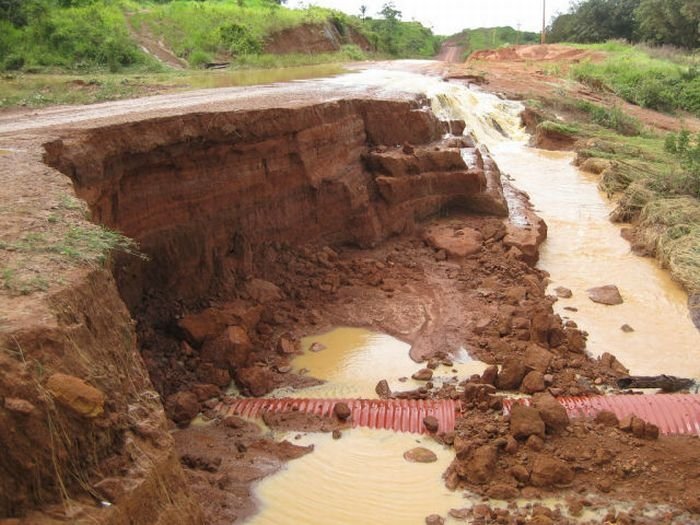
left=46, top=373, right=105, bottom=418
left=235, top=366, right=280, bottom=397
left=200, top=326, right=252, bottom=369
left=423, top=225, right=483, bottom=258
left=404, top=447, right=438, bottom=463
left=165, top=391, right=200, bottom=427
left=496, top=357, right=528, bottom=390
left=509, top=404, right=545, bottom=440
left=532, top=393, right=569, bottom=434
left=587, top=285, right=623, bottom=305
left=530, top=455, right=574, bottom=487
left=462, top=445, right=498, bottom=485
left=524, top=344, right=554, bottom=373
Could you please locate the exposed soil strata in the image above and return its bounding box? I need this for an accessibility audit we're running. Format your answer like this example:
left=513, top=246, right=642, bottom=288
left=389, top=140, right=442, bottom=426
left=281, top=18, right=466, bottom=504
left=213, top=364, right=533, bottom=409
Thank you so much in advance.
left=264, top=22, right=372, bottom=54
left=43, top=98, right=503, bottom=309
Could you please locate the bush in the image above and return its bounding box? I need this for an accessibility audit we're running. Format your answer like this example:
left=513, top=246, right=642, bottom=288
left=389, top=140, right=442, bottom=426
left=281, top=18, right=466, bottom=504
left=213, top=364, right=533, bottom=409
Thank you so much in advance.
left=572, top=49, right=700, bottom=116
left=219, top=23, right=262, bottom=56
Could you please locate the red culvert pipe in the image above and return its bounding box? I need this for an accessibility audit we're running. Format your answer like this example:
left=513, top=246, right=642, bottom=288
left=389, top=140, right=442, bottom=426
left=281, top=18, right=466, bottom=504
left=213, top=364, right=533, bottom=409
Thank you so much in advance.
left=215, top=393, right=700, bottom=436
left=502, top=394, right=700, bottom=436
left=215, top=397, right=459, bottom=434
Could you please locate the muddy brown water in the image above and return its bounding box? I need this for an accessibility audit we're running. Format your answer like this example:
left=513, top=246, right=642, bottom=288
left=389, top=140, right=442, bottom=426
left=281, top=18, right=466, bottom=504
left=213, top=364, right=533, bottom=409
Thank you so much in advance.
left=240, top=70, right=700, bottom=524
left=181, top=64, right=347, bottom=89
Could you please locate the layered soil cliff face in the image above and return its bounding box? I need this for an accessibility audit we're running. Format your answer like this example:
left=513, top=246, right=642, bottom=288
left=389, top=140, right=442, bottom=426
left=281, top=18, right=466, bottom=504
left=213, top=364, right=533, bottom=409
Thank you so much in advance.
left=264, top=22, right=372, bottom=54
left=44, top=98, right=507, bottom=310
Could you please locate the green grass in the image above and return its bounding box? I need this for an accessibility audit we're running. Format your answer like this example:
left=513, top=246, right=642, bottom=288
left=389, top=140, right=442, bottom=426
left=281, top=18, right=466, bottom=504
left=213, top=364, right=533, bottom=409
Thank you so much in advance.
left=538, top=120, right=580, bottom=135
left=0, top=192, right=144, bottom=296
left=570, top=42, right=700, bottom=115
left=129, top=1, right=331, bottom=66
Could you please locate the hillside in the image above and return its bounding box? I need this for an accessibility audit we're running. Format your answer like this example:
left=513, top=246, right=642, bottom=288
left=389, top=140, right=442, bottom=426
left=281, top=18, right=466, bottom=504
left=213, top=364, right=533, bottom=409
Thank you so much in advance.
left=0, top=0, right=441, bottom=72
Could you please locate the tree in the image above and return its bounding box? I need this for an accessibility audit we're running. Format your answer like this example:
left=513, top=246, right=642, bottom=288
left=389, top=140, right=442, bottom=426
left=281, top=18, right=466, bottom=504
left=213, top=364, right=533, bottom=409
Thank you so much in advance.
left=636, top=0, right=699, bottom=48
left=359, top=4, right=367, bottom=21
left=548, top=13, right=577, bottom=42
left=571, top=0, right=641, bottom=42
left=379, top=2, right=401, bottom=22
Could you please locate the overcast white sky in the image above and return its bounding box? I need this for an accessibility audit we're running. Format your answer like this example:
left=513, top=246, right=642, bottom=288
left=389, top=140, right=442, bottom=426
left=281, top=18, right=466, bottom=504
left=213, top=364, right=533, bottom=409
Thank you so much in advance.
left=287, top=0, right=576, bottom=35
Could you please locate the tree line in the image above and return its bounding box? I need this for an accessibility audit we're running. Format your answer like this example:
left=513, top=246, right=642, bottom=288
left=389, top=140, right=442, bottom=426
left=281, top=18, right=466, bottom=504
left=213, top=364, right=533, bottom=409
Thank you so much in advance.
left=548, top=0, right=699, bottom=49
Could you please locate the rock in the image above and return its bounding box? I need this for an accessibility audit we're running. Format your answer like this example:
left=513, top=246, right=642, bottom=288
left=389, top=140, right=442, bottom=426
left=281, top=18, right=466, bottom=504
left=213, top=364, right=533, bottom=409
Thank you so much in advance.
left=509, top=404, right=545, bottom=440
left=425, top=515, right=444, bottom=525
left=195, top=363, right=231, bottom=387
left=333, top=402, right=351, bottom=421
left=277, top=337, right=297, bottom=355
left=554, top=286, right=572, bottom=298
left=178, top=302, right=262, bottom=345
left=375, top=379, right=392, bottom=399
left=530, top=455, right=575, bottom=487
left=46, top=373, right=105, bottom=418
left=524, top=344, right=554, bottom=373
left=222, top=415, right=246, bottom=429
left=511, top=464, right=530, bottom=483
left=235, top=367, right=279, bottom=397
left=190, top=383, right=220, bottom=402
left=527, top=435, right=545, bottom=451
left=532, top=393, right=569, bottom=433
left=521, top=371, right=546, bottom=394
left=423, top=415, right=439, bottom=433
left=481, top=365, right=499, bottom=386
left=594, top=410, right=619, bottom=427
left=620, top=324, right=634, bottom=333
left=244, top=278, right=282, bottom=303
left=496, top=357, right=528, bottom=390
left=587, top=285, right=623, bottom=305
left=599, top=352, right=629, bottom=375
left=165, top=391, right=200, bottom=426
left=412, top=368, right=433, bottom=381
left=464, top=445, right=498, bottom=484
left=309, top=342, right=326, bottom=352
left=201, top=326, right=252, bottom=369
left=4, top=397, right=35, bottom=415
left=332, top=430, right=342, bottom=440
left=404, top=447, right=438, bottom=463
left=485, top=483, right=519, bottom=500
left=424, top=225, right=483, bottom=258
left=644, top=422, right=660, bottom=440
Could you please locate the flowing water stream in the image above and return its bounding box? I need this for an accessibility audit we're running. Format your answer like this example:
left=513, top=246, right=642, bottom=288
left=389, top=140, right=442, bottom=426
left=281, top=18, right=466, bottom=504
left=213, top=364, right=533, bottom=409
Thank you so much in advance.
left=242, top=68, right=700, bottom=524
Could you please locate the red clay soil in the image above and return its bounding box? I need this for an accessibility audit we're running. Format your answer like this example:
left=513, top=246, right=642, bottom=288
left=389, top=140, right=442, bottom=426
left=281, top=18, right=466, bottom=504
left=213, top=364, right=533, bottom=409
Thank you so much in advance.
left=446, top=44, right=700, bottom=133
left=1, top=62, right=700, bottom=525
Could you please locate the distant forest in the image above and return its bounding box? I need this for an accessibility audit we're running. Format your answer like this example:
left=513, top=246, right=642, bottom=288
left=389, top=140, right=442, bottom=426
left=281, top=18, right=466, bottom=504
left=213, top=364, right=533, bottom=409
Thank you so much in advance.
left=548, top=0, right=699, bottom=49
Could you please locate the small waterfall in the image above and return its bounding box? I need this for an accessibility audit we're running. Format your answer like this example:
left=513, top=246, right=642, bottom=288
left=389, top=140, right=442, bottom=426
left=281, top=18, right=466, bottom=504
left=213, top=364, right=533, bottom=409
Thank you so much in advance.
left=426, top=84, right=528, bottom=146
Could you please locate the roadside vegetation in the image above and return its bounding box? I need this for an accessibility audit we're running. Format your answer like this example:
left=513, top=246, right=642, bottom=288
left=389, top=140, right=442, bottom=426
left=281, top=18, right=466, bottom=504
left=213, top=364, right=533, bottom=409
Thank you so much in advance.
left=527, top=55, right=700, bottom=294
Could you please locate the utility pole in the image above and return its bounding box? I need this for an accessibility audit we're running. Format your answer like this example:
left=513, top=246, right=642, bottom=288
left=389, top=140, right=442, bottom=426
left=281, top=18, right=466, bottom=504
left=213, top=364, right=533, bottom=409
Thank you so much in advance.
left=541, top=0, right=546, bottom=44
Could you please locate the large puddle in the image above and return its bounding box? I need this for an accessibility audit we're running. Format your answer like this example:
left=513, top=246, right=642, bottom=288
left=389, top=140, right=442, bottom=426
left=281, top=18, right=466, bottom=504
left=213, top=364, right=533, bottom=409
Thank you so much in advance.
left=179, top=63, right=347, bottom=89
left=275, top=327, right=486, bottom=399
